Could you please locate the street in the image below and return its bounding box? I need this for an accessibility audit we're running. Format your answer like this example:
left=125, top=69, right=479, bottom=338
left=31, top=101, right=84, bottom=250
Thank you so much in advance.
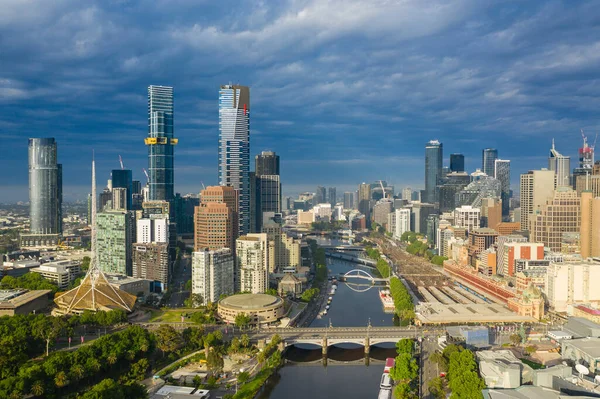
left=420, top=335, right=439, bottom=399
left=167, top=254, right=192, bottom=308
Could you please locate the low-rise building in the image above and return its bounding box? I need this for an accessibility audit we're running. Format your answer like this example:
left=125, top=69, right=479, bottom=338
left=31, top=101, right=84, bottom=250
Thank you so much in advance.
left=31, top=260, right=82, bottom=290
left=278, top=273, right=303, bottom=298
left=104, top=273, right=151, bottom=297
left=477, top=350, right=533, bottom=388
left=0, top=289, right=51, bottom=316
left=561, top=337, right=600, bottom=373
left=217, top=293, right=285, bottom=326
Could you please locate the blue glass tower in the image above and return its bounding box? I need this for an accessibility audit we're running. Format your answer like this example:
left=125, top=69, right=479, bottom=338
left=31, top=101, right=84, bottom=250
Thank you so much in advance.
left=424, top=140, right=443, bottom=204
left=146, top=85, right=176, bottom=202
left=219, top=84, right=250, bottom=235
left=111, top=169, right=133, bottom=210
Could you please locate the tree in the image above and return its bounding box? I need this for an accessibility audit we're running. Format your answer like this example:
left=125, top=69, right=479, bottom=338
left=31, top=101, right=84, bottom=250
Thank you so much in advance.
left=428, top=376, right=445, bottom=399
left=235, top=312, right=252, bottom=330
left=54, top=371, right=69, bottom=388
left=390, top=353, right=418, bottom=383
left=127, top=358, right=149, bottom=382
left=396, top=339, right=414, bottom=355
left=442, top=344, right=462, bottom=361
left=237, top=371, right=250, bottom=385
left=266, top=288, right=278, bottom=296
left=81, top=256, right=91, bottom=271
left=154, top=325, right=182, bottom=357
left=394, top=382, right=417, bottom=399
left=268, top=350, right=283, bottom=369
left=510, top=333, right=522, bottom=346
left=524, top=345, right=537, bottom=356
left=32, top=315, right=64, bottom=357
left=429, top=351, right=448, bottom=372
left=30, top=381, right=44, bottom=397
left=207, top=349, right=224, bottom=374
left=185, top=280, right=192, bottom=291
left=240, top=334, right=250, bottom=349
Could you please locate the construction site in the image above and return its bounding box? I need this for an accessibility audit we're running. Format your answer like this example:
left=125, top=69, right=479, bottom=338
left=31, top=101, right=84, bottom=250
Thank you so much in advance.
left=370, top=237, right=536, bottom=325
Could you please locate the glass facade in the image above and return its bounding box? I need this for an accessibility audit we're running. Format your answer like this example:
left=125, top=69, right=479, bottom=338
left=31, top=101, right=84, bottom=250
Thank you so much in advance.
left=111, top=169, right=132, bottom=210
left=219, top=85, right=250, bottom=235
left=147, top=85, right=175, bottom=202
left=482, top=148, right=498, bottom=177
left=28, top=138, right=62, bottom=235
left=424, top=140, right=443, bottom=204
left=494, top=159, right=511, bottom=219
left=450, top=153, right=465, bottom=172
left=255, top=151, right=279, bottom=176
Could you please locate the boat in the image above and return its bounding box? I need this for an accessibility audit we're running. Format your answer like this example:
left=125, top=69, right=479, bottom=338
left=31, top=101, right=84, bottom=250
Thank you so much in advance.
left=384, top=358, right=395, bottom=373
left=325, top=305, right=330, bottom=310
left=379, top=289, right=395, bottom=314
left=323, top=310, right=327, bottom=315
left=328, top=296, right=333, bottom=301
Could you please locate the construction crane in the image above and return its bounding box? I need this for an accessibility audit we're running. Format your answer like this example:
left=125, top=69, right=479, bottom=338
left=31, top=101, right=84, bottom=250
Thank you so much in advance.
left=379, top=180, right=388, bottom=200
left=142, top=168, right=149, bottom=183
left=118, top=155, right=124, bottom=170
left=201, top=181, right=206, bottom=190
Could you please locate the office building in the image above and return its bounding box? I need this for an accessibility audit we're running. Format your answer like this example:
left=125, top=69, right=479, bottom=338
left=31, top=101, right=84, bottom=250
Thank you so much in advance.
left=24, top=138, right=62, bottom=246
left=219, top=84, right=250, bottom=235
left=426, top=214, right=440, bottom=247
left=454, top=206, right=481, bottom=233
left=111, top=169, right=132, bottom=210
left=424, top=140, right=443, bottom=204
left=575, top=174, right=600, bottom=198
left=343, top=192, right=354, bottom=209
left=469, top=228, right=499, bottom=266
left=494, top=159, right=510, bottom=219
left=194, top=203, right=234, bottom=252
left=450, top=153, right=465, bottom=173
left=31, top=260, right=81, bottom=290
left=236, top=234, right=269, bottom=293
left=132, top=242, right=169, bottom=291
left=411, top=202, right=436, bottom=235
left=519, top=169, right=555, bottom=232
left=358, top=183, right=371, bottom=222
left=192, top=248, right=234, bottom=305
left=546, top=259, right=600, bottom=312
left=402, top=188, right=412, bottom=201
left=373, top=200, right=393, bottom=227
left=146, top=85, right=176, bottom=202
left=297, top=210, right=315, bottom=225
left=132, top=180, right=142, bottom=195
left=328, top=187, right=337, bottom=206
left=200, top=185, right=238, bottom=237
left=455, top=174, right=501, bottom=209
left=110, top=187, right=128, bottom=211
left=173, top=193, right=200, bottom=236
left=96, top=210, right=134, bottom=276
left=255, top=151, right=279, bottom=176
left=581, top=190, right=600, bottom=259
left=530, top=188, right=580, bottom=252
left=482, top=148, right=498, bottom=177
left=480, top=197, right=502, bottom=230
left=572, top=133, right=595, bottom=188
left=438, top=172, right=471, bottom=212
left=501, top=242, right=544, bottom=277
left=316, top=186, right=326, bottom=205
left=548, top=140, right=571, bottom=188
left=496, top=235, right=527, bottom=275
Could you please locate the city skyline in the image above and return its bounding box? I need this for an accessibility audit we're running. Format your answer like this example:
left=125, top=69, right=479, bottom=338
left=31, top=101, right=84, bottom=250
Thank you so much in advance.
left=2, top=1, right=600, bottom=202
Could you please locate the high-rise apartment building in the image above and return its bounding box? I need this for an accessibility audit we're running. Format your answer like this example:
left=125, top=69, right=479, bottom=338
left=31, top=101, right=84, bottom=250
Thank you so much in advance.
left=316, top=186, right=326, bottom=205
left=328, top=187, right=337, bottom=206
left=358, top=183, right=371, bottom=221
left=132, top=242, right=169, bottom=291
left=146, top=85, right=176, bottom=202
left=531, top=188, right=580, bottom=252
left=111, top=169, right=133, bottom=210
left=192, top=248, right=234, bottom=305
left=255, top=151, right=279, bottom=176
left=411, top=202, right=436, bottom=235
left=390, top=208, right=411, bottom=239
left=262, top=212, right=301, bottom=273
left=450, top=154, right=465, bottom=173
left=424, top=140, right=443, bottom=204
left=482, top=148, right=498, bottom=177
left=137, top=218, right=169, bottom=243
left=494, top=159, right=511, bottom=219
left=236, top=233, right=269, bottom=293
left=343, top=192, right=354, bottom=209
left=402, top=188, right=412, bottom=201
left=580, top=190, right=600, bottom=259
left=519, top=169, right=555, bottom=232
left=548, top=140, right=571, bottom=188
left=219, top=84, right=250, bottom=235
left=24, top=138, right=63, bottom=246
left=454, top=205, right=481, bottom=233
left=96, top=210, right=134, bottom=276
left=373, top=200, right=393, bottom=227
left=545, top=259, right=600, bottom=312
left=194, top=203, right=234, bottom=252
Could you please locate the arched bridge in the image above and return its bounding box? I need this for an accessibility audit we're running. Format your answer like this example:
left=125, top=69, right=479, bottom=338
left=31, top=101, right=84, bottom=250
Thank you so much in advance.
left=340, top=269, right=388, bottom=282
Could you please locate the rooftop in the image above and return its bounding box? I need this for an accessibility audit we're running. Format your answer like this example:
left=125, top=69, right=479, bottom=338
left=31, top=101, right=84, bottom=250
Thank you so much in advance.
left=0, top=289, right=51, bottom=308
left=220, top=293, right=282, bottom=310
left=563, top=337, right=600, bottom=358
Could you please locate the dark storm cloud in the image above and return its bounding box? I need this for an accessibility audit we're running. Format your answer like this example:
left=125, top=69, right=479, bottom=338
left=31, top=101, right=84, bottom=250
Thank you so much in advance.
left=1, top=0, right=600, bottom=201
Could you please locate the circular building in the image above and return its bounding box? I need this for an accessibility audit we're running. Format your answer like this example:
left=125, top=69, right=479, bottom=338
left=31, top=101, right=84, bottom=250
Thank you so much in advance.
left=218, top=294, right=285, bottom=326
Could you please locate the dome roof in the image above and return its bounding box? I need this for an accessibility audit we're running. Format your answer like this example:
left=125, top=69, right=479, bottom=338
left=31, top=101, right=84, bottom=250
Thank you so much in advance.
left=522, top=283, right=542, bottom=301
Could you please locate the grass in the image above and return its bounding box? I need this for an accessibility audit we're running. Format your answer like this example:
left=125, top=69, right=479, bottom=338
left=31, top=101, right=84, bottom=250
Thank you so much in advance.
left=233, top=366, right=275, bottom=399
left=149, top=308, right=205, bottom=323
left=520, top=358, right=545, bottom=370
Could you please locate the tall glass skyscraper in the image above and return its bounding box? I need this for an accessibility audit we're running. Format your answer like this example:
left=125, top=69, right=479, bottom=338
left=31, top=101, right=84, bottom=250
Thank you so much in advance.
left=450, top=153, right=465, bottom=172
left=494, top=159, right=511, bottom=219
left=28, top=137, right=62, bottom=235
left=482, top=148, right=498, bottom=177
left=424, top=140, right=443, bottom=204
left=255, top=151, right=279, bottom=176
left=111, top=169, right=132, bottom=210
left=219, top=84, right=250, bottom=235
left=146, top=85, right=176, bottom=202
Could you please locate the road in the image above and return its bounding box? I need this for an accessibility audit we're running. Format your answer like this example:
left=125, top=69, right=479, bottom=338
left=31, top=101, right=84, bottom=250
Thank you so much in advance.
left=420, top=335, right=439, bottom=399
left=167, top=254, right=192, bottom=308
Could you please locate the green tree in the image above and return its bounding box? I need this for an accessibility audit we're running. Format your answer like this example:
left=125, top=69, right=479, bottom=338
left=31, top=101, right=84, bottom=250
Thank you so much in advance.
left=54, top=370, right=69, bottom=388
left=510, top=333, right=522, bottom=346
left=394, top=382, right=417, bottom=399
left=525, top=345, right=537, bottom=355
left=127, top=358, right=149, bottom=382
left=81, top=256, right=91, bottom=271
left=235, top=312, right=252, bottom=330
left=390, top=353, right=418, bottom=383
left=237, top=371, right=250, bottom=385
left=396, top=339, right=414, bottom=355
left=442, top=344, right=462, bottom=361
left=30, top=381, right=44, bottom=397
left=185, top=280, right=192, bottom=291
left=428, top=376, right=445, bottom=399
left=240, top=334, right=250, bottom=349
left=207, top=349, right=224, bottom=374
left=32, top=315, right=64, bottom=357
left=266, top=288, right=278, bottom=296
left=154, top=325, right=182, bottom=357
left=429, top=351, right=448, bottom=372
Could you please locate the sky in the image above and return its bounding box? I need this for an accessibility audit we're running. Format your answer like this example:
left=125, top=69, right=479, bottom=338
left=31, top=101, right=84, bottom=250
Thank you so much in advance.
left=1, top=0, right=600, bottom=203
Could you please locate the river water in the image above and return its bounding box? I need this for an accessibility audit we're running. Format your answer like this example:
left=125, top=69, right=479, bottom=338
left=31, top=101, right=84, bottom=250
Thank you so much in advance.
left=258, top=238, right=396, bottom=399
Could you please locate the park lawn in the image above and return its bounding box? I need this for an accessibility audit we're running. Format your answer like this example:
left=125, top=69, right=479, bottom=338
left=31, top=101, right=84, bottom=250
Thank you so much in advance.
left=149, top=308, right=204, bottom=323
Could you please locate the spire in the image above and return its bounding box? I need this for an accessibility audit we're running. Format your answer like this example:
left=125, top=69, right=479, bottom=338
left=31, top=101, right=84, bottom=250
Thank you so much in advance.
left=551, top=138, right=555, bottom=150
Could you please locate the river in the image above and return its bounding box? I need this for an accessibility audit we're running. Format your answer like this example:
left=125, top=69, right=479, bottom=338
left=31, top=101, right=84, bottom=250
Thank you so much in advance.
left=258, top=237, right=396, bottom=399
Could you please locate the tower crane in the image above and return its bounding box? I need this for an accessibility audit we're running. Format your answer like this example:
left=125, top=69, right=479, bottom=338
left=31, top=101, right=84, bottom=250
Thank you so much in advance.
left=142, top=168, right=149, bottom=183
left=118, top=155, right=124, bottom=170
left=379, top=180, right=388, bottom=200
left=201, top=181, right=206, bottom=190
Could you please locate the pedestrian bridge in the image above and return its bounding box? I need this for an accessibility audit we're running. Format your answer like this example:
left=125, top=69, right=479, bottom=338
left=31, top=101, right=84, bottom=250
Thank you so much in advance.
left=340, top=269, right=388, bottom=283
left=325, top=251, right=376, bottom=266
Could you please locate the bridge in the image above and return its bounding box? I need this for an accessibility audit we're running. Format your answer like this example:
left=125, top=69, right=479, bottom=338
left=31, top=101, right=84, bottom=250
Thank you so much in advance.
left=252, top=326, right=443, bottom=355
left=325, top=250, right=376, bottom=266
left=321, top=245, right=364, bottom=251
left=339, top=269, right=388, bottom=283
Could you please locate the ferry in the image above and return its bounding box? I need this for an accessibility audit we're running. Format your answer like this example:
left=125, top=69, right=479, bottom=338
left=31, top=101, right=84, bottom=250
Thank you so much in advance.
left=383, top=358, right=395, bottom=373
left=377, top=358, right=395, bottom=399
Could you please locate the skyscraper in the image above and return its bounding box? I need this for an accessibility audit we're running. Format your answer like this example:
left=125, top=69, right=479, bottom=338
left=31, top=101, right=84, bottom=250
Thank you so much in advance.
left=494, top=159, right=511, bottom=219
left=530, top=188, right=580, bottom=252
left=194, top=186, right=238, bottom=252
left=236, top=233, right=269, bottom=293
left=482, top=148, right=498, bottom=177
left=450, top=153, right=465, bottom=173
left=358, top=183, right=371, bottom=222
left=316, top=186, right=326, bottom=204
left=328, top=187, right=337, bottom=206
left=343, top=192, right=354, bottom=209
left=192, top=248, right=234, bottom=305
left=424, top=140, right=443, bottom=204
left=519, top=169, right=555, bottom=232
left=548, top=140, right=571, bottom=188
left=580, top=190, right=600, bottom=259
left=96, top=210, right=134, bottom=276
left=111, top=169, right=133, bottom=210
left=24, top=138, right=62, bottom=246
left=146, top=85, right=176, bottom=202
left=219, top=84, right=250, bottom=235
left=255, top=151, right=279, bottom=176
